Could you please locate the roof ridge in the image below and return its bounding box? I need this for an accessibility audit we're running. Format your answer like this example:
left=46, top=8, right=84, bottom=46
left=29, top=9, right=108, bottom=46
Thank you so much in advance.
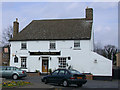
left=33, top=18, right=86, bottom=21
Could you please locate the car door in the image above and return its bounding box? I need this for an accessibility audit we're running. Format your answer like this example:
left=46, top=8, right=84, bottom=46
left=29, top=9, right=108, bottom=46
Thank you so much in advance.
left=0, top=67, right=3, bottom=77
left=3, top=67, right=13, bottom=77
left=2, top=67, right=7, bottom=77
left=48, top=70, right=59, bottom=83
left=57, top=70, right=66, bottom=83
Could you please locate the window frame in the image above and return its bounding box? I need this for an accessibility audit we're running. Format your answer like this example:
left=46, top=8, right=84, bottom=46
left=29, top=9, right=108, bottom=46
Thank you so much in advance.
left=58, top=70, right=65, bottom=75
left=58, top=57, right=67, bottom=68
left=3, top=47, right=9, bottom=53
left=21, top=42, right=27, bottom=50
left=49, top=41, right=56, bottom=50
left=21, top=57, right=27, bottom=69
left=52, top=70, right=59, bottom=75
left=14, top=55, right=18, bottom=63
left=74, top=40, right=80, bottom=49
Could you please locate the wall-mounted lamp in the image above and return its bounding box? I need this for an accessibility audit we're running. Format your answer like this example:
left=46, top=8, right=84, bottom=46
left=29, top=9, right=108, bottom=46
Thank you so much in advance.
left=94, top=59, right=97, bottom=63
left=38, top=57, right=40, bottom=60
left=68, top=57, right=71, bottom=60
left=66, top=63, right=68, bottom=66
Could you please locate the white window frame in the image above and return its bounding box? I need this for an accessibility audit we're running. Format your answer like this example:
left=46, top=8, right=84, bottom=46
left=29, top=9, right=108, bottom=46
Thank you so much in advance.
left=58, top=57, right=67, bottom=68
left=21, top=42, right=27, bottom=50
left=49, top=41, right=56, bottom=50
left=21, top=57, right=27, bottom=69
left=14, top=55, right=18, bottom=63
left=74, top=40, right=80, bottom=49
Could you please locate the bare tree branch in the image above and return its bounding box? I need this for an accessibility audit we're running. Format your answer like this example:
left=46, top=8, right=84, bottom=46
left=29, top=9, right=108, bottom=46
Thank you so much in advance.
left=2, top=26, right=13, bottom=46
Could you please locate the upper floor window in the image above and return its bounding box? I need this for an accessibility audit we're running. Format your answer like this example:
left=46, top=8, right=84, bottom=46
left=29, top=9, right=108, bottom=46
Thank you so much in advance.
left=74, top=40, right=80, bottom=49
left=50, top=41, right=56, bottom=50
left=21, top=42, right=27, bottom=49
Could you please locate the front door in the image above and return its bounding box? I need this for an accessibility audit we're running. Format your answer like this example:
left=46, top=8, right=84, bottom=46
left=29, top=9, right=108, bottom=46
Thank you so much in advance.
left=42, top=57, right=48, bottom=73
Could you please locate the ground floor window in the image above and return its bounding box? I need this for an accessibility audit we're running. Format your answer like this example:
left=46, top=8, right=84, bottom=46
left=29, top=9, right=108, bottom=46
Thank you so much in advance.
left=21, top=57, right=27, bottom=68
left=58, top=57, right=67, bottom=68
left=14, top=55, right=18, bottom=63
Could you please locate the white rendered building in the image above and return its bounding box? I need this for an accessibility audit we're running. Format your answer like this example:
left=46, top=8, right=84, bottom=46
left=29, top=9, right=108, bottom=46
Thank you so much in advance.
left=9, top=8, right=112, bottom=80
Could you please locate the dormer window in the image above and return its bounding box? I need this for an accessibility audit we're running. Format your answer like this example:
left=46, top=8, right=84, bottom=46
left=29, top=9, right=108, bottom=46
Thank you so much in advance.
left=74, top=40, right=80, bottom=49
left=50, top=41, right=56, bottom=50
left=21, top=42, right=27, bottom=49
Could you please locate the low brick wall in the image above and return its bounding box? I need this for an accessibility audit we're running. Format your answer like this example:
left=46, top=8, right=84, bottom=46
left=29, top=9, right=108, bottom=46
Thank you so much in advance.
left=27, top=72, right=40, bottom=77
left=86, top=75, right=93, bottom=80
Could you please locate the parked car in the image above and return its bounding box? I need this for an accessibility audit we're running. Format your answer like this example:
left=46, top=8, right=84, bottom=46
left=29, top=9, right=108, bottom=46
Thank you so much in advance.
left=41, top=69, right=87, bottom=87
left=0, top=66, right=27, bottom=80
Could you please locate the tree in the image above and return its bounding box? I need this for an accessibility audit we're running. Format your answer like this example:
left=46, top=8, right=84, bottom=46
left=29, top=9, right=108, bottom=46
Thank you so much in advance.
left=104, top=45, right=118, bottom=65
left=94, top=42, right=104, bottom=55
left=2, top=26, right=13, bottom=46
left=94, top=43, right=118, bottom=65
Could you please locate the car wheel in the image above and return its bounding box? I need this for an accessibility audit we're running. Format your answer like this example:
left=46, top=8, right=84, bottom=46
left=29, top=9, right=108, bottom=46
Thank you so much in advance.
left=12, top=74, right=18, bottom=80
left=77, top=84, right=83, bottom=87
left=63, top=80, right=69, bottom=87
left=44, top=78, right=47, bottom=84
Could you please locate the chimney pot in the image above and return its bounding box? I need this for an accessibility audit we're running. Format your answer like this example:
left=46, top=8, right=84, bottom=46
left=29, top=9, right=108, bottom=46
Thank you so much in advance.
left=16, top=18, right=18, bottom=22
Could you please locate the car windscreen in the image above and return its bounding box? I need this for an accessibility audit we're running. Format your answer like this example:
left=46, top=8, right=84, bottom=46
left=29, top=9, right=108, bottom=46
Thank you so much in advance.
left=69, top=70, right=80, bottom=74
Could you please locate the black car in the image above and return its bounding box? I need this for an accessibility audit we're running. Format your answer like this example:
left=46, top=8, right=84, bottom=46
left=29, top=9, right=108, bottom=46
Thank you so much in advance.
left=41, top=69, right=87, bottom=87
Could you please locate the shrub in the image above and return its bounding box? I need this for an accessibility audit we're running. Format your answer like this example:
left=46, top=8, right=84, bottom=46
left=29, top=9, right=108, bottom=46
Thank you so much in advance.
left=48, top=69, right=52, bottom=74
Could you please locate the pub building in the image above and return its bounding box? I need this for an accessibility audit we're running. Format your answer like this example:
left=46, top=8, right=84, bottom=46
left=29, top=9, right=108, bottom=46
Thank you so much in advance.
left=9, top=8, right=112, bottom=80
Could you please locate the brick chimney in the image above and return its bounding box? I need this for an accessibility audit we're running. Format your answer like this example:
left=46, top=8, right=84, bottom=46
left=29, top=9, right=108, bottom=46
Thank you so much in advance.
left=86, top=7, right=93, bottom=20
left=13, top=18, right=19, bottom=37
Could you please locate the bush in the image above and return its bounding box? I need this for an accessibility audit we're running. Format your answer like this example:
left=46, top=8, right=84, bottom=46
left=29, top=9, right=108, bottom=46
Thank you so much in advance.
left=35, top=70, right=39, bottom=73
left=48, top=69, right=52, bottom=74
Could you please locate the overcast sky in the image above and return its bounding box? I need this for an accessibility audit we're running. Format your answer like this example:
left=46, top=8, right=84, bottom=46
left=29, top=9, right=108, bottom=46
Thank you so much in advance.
left=1, top=2, right=118, bottom=48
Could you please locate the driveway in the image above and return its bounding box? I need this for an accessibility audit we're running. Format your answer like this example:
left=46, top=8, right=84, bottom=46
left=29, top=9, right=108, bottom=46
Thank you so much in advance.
left=2, top=76, right=119, bottom=89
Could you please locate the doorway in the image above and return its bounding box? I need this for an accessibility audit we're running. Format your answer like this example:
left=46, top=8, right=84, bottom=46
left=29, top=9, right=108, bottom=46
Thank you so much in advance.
left=42, top=57, right=49, bottom=73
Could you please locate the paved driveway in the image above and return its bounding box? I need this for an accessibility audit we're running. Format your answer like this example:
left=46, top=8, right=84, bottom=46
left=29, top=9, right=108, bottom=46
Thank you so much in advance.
left=2, top=76, right=119, bottom=89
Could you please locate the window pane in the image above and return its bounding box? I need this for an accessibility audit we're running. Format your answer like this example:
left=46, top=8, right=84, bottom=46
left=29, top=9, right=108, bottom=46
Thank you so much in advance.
left=21, top=43, right=27, bottom=49
left=52, top=70, right=59, bottom=75
left=58, top=57, right=67, bottom=68
left=50, top=41, right=56, bottom=49
left=21, top=57, right=27, bottom=68
left=14, top=55, right=18, bottom=63
left=74, top=40, right=80, bottom=47
left=59, top=70, right=65, bottom=75
left=4, top=48, right=8, bottom=53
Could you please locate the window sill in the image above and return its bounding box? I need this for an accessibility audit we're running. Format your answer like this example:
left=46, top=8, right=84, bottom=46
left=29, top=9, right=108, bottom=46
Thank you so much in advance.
left=49, top=49, right=56, bottom=50
left=20, top=67, right=27, bottom=69
left=73, top=48, right=81, bottom=50
left=14, top=62, right=18, bottom=63
left=20, top=49, right=27, bottom=50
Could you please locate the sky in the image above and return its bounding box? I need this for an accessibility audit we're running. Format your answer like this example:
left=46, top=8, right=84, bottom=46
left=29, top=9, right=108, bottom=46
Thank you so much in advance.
left=0, top=2, right=119, bottom=48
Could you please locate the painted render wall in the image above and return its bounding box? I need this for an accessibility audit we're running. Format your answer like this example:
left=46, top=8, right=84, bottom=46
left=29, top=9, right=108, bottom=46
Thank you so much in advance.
left=10, top=40, right=112, bottom=76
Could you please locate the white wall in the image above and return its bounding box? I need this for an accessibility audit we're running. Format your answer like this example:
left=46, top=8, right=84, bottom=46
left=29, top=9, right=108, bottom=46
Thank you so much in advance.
left=10, top=40, right=112, bottom=76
